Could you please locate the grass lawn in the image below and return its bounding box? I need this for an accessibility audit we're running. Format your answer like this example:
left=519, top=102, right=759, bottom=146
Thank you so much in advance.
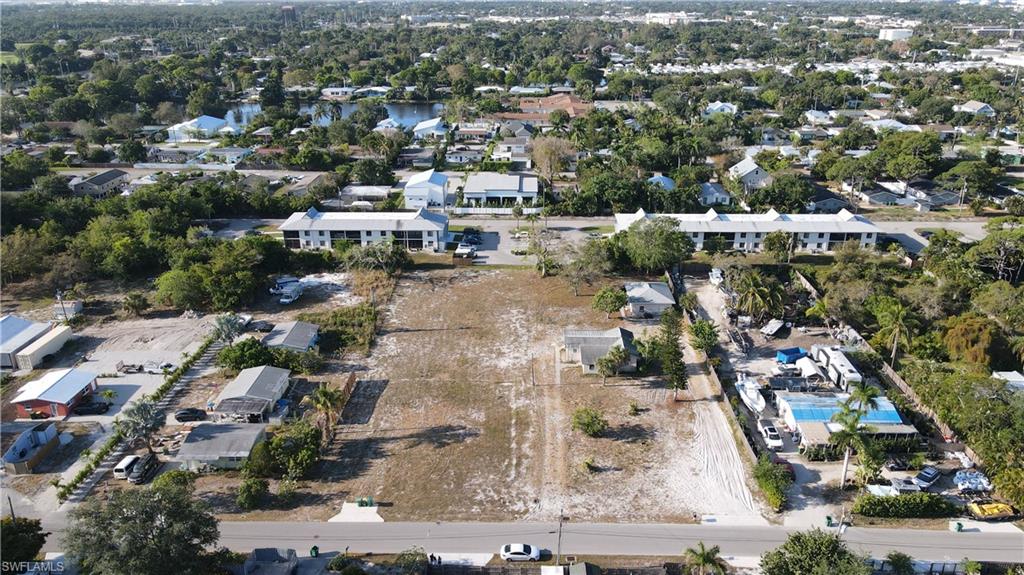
left=580, top=224, right=615, bottom=234
left=0, top=52, right=21, bottom=65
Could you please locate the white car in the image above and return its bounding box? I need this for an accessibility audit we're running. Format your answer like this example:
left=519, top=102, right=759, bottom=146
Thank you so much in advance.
left=762, top=425, right=784, bottom=451
left=500, top=544, right=540, bottom=562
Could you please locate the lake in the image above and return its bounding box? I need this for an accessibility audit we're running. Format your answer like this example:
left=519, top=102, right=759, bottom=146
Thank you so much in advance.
left=225, top=102, right=445, bottom=130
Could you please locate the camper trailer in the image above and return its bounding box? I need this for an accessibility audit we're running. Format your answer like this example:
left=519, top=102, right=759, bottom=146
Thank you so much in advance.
left=812, top=345, right=863, bottom=390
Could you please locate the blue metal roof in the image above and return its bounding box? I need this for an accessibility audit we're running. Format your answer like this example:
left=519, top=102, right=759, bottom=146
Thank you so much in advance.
left=786, top=394, right=903, bottom=424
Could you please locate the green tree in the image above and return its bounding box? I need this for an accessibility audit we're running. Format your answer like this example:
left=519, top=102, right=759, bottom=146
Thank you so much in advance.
left=65, top=481, right=218, bottom=575
left=885, top=551, right=914, bottom=575
left=1, top=150, right=49, bottom=190
left=734, top=270, right=785, bottom=322
left=763, top=231, right=795, bottom=263
left=117, top=139, right=147, bottom=163
left=212, top=314, right=246, bottom=344
left=216, top=338, right=276, bottom=372
left=572, top=407, right=608, bottom=437
left=121, top=291, right=149, bottom=317
left=155, top=268, right=208, bottom=310
left=269, top=420, right=321, bottom=479
left=748, top=174, right=814, bottom=213
left=625, top=216, right=695, bottom=272
left=308, top=384, right=345, bottom=447
left=659, top=309, right=688, bottom=400
left=688, top=319, right=719, bottom=356
left=562, top=240, right=610, bottom=296
left=343, top=238, right=410, bottom=274
left=1, top=517, right=49, bottom=563
left=760, top=529, right=870, bottom=575
left=831, top=404, right=868, bottom=489
left=873, top=299, right=918, bottom=366
left=597, top=344, right=630, bottom=383
left=683, top=541, right=727, bottom=575
left=237, top=477, right=269, bottom=510
left=592, top=286, right=627, bottom=318
left=116, top=397, right=165, bottom=454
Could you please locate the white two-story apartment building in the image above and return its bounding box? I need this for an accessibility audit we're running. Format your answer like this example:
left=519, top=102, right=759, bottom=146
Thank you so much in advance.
left=279, top=208, right=449, bottom=252
left=614, top=208, right=881, bottom=253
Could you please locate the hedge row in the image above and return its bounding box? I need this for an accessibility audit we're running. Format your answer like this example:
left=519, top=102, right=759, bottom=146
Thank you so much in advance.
left=55, top=337, right=214, bottom=502
left=852, top=493, right=959, bottom=518
left=754, top=456, right=793, bottom=512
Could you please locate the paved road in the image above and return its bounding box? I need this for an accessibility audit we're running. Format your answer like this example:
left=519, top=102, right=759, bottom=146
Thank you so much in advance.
left=206, top=521, right=1024, bottom=564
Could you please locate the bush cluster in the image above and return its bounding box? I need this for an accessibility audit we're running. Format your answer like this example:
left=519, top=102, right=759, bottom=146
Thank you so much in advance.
left=754, top=455, right=794, bottom=512
left=852, top=493, right=958, bottom=518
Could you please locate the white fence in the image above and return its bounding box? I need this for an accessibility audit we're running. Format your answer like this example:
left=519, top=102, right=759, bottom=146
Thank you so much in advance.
left=447, top=206, right=543, bottom=216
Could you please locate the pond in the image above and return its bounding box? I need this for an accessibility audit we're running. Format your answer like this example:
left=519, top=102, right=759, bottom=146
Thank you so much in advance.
left=225, top=102, right=445, bottom=130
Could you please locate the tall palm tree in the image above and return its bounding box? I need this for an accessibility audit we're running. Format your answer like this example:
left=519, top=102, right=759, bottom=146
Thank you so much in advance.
left=683, top=541, right=728, bottom=575
left=874, top=300, right=918, bottom=367
left=1010, top=336, right=1024, bottom=366
left=847, top=381, right=880, bottom=415
left=830, top=406, right=863, bottom=490
left=308, top=385, right=346, bottom=447
left=804, top=296, right=833, bottom=330
left=733, top=271, right=784, bottom=322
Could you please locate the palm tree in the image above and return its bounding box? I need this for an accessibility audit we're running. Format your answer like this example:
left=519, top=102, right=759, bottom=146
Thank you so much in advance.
left=99, top=389, right=117, bottom=404
left=597, top=345, right=630, bottom=384
left=683, top=541, right=728, bottom=575
left=847, top=381, right=880, bottom=415
left=308, top=385, right=346, bottom=447
left=213, top=314, right=245, bottom=344
left=121, top=292, right=149, bottom=317
left=733, top=271, right=784, bottom=322
left=804, top=297, right=833, bottom=330
left=874, top=300, right=918, bottom=367
left=1010, top=336, right=1024, bottom=366
left=115, top=398, right=165, bottom=454
left=830, top=406, right=862, bottom=490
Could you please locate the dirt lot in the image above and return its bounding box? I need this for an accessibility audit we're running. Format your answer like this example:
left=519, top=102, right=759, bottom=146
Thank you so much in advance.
left=191, top=267, right=763, bottom=523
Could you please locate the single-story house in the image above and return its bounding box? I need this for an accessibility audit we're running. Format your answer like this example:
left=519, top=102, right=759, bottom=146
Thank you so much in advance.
left=804, top=110, right=833, bottom=125
left=728, top=158, right=773, bottom=191
left=491, top=137, right=532, bottom=168
left=622, top=282, right=675, bottom=318
left=500, top=120, right=534, bottom=139
left=340, top=185, right=391, bottom=203
left=396, top=147, right=435, bottom=169
left=166, top=115, right=227, bottom=142
left=214, top=365, right=291, bottom=421
left=953, top=100, right=996, bottom=117
left=412, top=117, right=447, bottom=140
left=263, top=321, right=319, bottom=353
left=148, top=146, right=203, bottom=164
left=993, top=370, right=1024, bottom=393
left=454, top=121, right=496, bottom=142
left=703, top=101, right=738, bottom=118
left=462, top=172, right=539, bottom=205
left=373, top=118, right=403, bottom=133
left=1, top=316, right=53, bottom=369
left=205, top=146, right=252, bottom=164
left=775, top=391, right=917, bottom=448
left=177, top=423, right=267, bottom=471
left=647, top=174, right=675, bottom=191
left=71, top=169, right=129, bottom=197
left=322, top=86, right=356, bottom=98
left=11, top=368, right=98, bottom=419
left=239, top=174, right=272, bottom=192
left=806, top=189, right=851, bottom=213
left=698, top=182, right=731, bottom=206
left=562, top=327, right=640, bottom=374
left=2, top=422, right=59, bottom=474
left=404, top=169, right=449, bottom=209
left=445, top=145, right=485, bottom=165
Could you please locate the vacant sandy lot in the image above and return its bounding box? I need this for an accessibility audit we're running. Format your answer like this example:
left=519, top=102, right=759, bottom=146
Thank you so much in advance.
left=195, top=267, right=763, bottom=523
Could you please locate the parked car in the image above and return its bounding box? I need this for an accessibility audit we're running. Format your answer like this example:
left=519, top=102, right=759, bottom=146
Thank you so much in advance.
left=269, top=276, right=299, bottom=294
left=885, top=457, right=910, bottom=471
left=174, top=408, right=206, bottom=423
left=145, top=362, right=175, bottom=374
left=113, top=455, right=140, bottom=480
left=913, top=466, right=942, bottom=489
left=127, top=453, right=159, bottom=484
left=248, top=320, right=274, bottom=333
left=500, top=544, right=540, bottom=562
left=73, top=401, right=111, bottom=415
left=761, top=425, right=784, bottom=451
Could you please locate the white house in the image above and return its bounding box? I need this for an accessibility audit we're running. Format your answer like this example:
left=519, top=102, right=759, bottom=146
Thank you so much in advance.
left=279, top=208, right=449, bottom=252
left=878, top=28, right=913, bottom=41
left=803, top=110, right=833, bottom=126
left=166, top=115, right=228, bottom=142
left=614, top=208, right=881, bottom=254
left=647, top=174, right=675, bottom=190
left=952, top=100, right=996, bottom=117
left=373, top=118, right=402, bottom=132
left=412, top=117, right=447, bottom=140
left=703, top=101, right=738, bottom=118
left=404, top=169, right=449, bottom=209
left=562, top=328, right=640, bottom=374
left=698, top=182, right=732, bottom=206
left=728, top=157, right=773, bottom=191
left=865, top=119, right=921, bottom=134
left=204, top=147, right=252, bottom=164
left=462, top=172, right=539, bottom=205
left=321, top=86, right=356, bottom=98
left=622, top=282, right=675, bottom=318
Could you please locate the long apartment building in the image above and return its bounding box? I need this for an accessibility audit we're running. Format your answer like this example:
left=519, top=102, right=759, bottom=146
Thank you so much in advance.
left=278, top=208, right=449, bottom=252
left=614, top=208, right=881, bottom=253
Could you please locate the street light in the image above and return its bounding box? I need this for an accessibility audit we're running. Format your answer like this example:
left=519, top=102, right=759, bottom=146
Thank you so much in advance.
left=555, top=508, right=570, bottom=565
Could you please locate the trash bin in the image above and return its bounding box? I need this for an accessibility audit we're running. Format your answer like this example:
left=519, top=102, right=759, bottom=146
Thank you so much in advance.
left=311, top=545, right=320, bottom=558
left=826, top=516, right=833, bottom=527
left=955, top=522, right=963, bottom=532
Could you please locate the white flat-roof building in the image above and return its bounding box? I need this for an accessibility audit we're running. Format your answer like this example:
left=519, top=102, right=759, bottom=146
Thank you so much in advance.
left=614, top=208, right=881, bottom=253
left=279, top=208, right=448, bottom=252
left=878, top=28, right=913, bottom=41
left=462, top=172, right=539, bottom=205
left=404, top=169, right=449, bottom=209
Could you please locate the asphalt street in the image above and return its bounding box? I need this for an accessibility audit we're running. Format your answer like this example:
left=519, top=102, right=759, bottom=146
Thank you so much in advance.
left=207, top=521, right=1024, bottom=564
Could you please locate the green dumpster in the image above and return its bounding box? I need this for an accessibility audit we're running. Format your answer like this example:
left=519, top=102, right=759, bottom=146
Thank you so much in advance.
left=311, top=545, right=320, bottom=558
left=955, top=522, right=963, bottom=532
left=826, top=516, right=833, bottom=527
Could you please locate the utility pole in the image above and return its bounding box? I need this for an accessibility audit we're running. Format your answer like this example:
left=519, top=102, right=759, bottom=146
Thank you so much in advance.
left=555, top=508, right=568, bottom=565
left=8, top=495, right=16, bottom=520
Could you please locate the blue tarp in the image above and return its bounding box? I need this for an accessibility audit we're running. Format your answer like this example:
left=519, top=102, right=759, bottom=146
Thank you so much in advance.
left=776, top=347, right=808, bottom=364
left=788, top=395, right=904, bottom=424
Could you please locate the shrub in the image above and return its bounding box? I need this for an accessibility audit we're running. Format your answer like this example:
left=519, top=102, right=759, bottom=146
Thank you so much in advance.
left=242, top=440, right=275, bottom=478
left=571, top=407, right=608, bottom=437
left=582, top=456, right=597, bottom=473
left=269, top=421, right=321, bottom=479
left=852, top=493, right=958, bottom=518
left=754, top=455, right=793, bottom=512
left=392, top=546, right=428, bottom=573
left=237, top=477, right=269, bottom=510
left=276, top=477, right=298, bottom=504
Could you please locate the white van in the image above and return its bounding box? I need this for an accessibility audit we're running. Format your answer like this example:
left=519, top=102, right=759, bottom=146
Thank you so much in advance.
left=113, top=455, right=140, bottom=480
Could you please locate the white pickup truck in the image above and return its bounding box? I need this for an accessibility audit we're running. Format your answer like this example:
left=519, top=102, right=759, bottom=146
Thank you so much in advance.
left=279, top=282, right=304, bottom=304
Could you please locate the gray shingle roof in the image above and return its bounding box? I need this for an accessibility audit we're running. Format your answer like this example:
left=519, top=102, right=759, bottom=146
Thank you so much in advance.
left=262, top=321, right=319, bottom=352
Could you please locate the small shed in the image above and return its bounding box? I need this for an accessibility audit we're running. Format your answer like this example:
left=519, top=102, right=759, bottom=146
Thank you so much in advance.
left=2, top=422, right=59, bottom=474
left=776, top=347, right=807, bottom=364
